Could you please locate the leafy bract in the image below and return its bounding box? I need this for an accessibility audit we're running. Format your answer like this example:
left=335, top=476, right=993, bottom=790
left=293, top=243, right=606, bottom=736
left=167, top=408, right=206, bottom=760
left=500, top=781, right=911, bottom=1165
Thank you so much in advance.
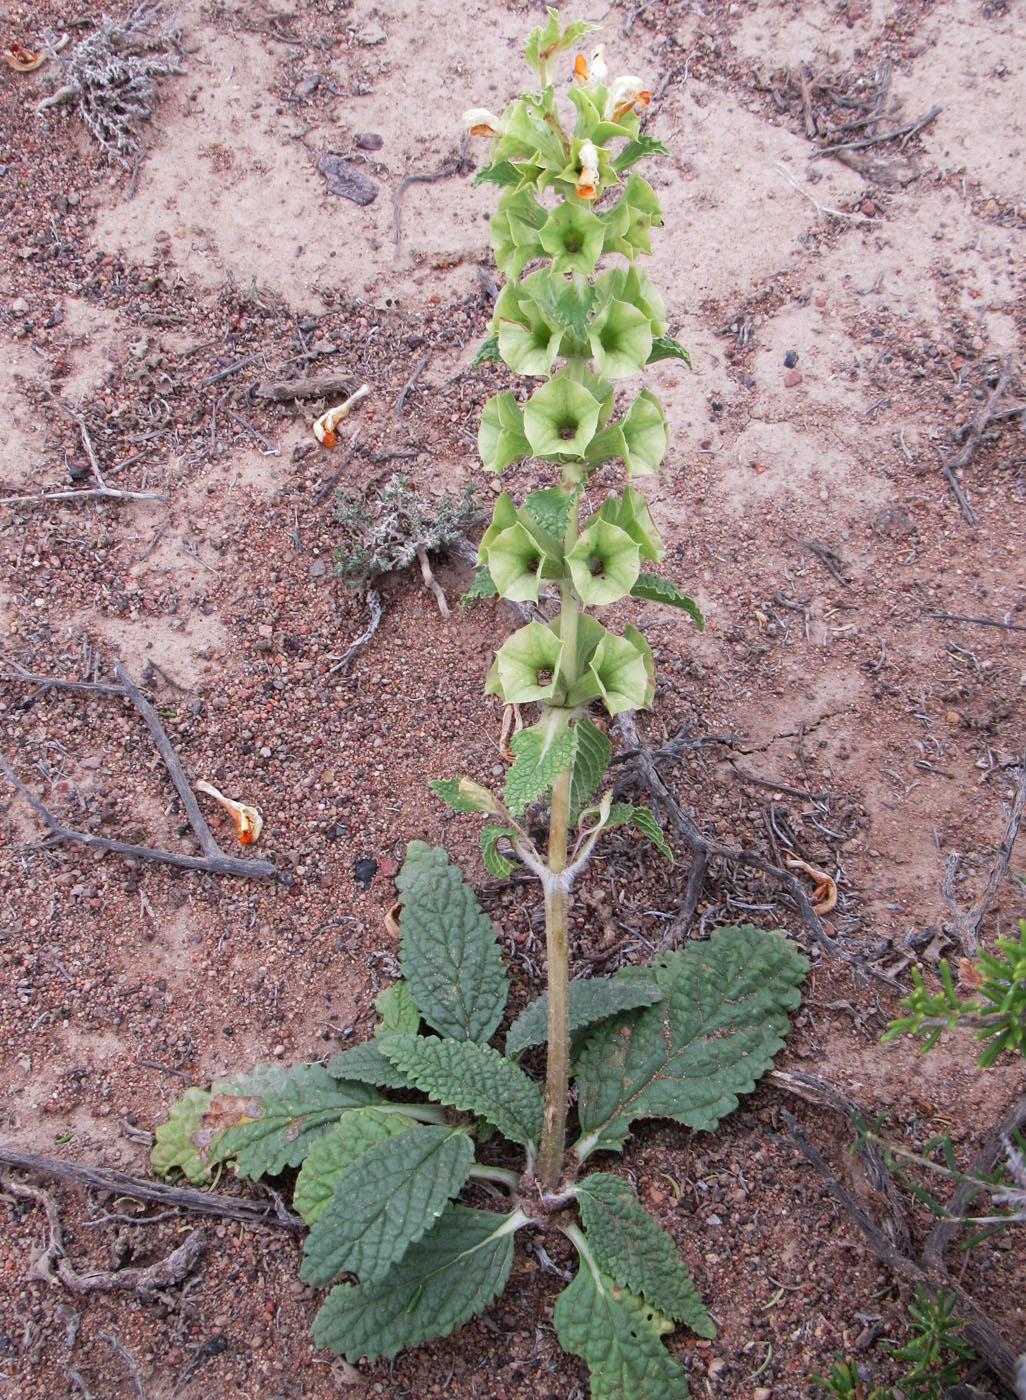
left=381, top=1034, right=545, bottom=1149
left=293, top=1107, right=418, bottom=1226
left=460, top=565, right=498, bottom=609
left=505, top=973, right=664, bottom=1059
left=312, top=1205, right=518, bottom=1362
left=431, top=777, right=487, bottom=815
left=471, top=333, right=501, bottom=368
left=152, top=1065, right=385, bottom=1184
left=553, top=1263, right=689, bottom=1400
left=647, top=335, right=692, bottom=368
left=630, top=573, right=704, bottom=628
left=396, top=842, right=509, bottom=1043
left=504, top=715, right=578, bottom=815
left=301, top=1125, right=475, bottom=1287
left=576, top=1174, right=715, bottom=1336
left=568, top=715, right=612, bottom=825
left=574, top=927, right=809, bottom=1158
left=605, top=803, right=674, bottom=862
left=481, top=824, right=518, bottom=879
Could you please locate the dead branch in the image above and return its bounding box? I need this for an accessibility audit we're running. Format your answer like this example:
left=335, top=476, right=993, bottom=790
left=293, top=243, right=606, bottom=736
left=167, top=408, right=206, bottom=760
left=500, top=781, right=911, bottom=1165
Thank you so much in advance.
left=396, top=350, right=431, bottom=417
left=326, top=588, right=384, bottom=676
left=311, top=432, right=364, bottom=507
left=927, top=610, right=1026, bottom=634
left=781, top=1110, right=1023, bottom=1396
left=615, top=712, right=847, bottom=960
left=0, top=1144, right=304, bottom=1230
left=417, top=546, right=450, bottom=617
left=945, top=754, right=1026, bottom=956
left=940, top=356, right=1017, bottom=526
left=393, top=135, right=471, bottom=265
left=0, top=661, right=275, bottom=878
left=814, top=104, right=941, bottom=157
left=253, top=371, right=358, bottom=402
left=4, top=1175, right=207, bottom=1299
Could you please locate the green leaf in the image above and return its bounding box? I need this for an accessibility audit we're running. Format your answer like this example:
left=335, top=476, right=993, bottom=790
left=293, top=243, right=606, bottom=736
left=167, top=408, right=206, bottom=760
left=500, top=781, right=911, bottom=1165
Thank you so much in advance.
left=647, top=336, right=692, bottom=368
left=568, top=715, right=612, bottom=825
left=301, top=1125, right=475, bottom=1287
left=396, top=842, right=509, bottom=1043
left=612, top=136, right=671, bottom=174
left=471, top=333, right=501, bottom=368
left=620, top=389, right=668, bottom=477
left=151, top=1087, right=219, bottom=1184
left=605, top=803, right=674, bottom=862
left=574, top=927, right=808, bottom=1158
left=481, top=824, right=518, bottom=879
left=486, top=620, right=565, bottom=705
left=431, top=777, right=487, bottom=815
left=473, top=161, right=522, bottom=188
left=505, top=973, right=664, bottom=1060
left=524, top=485, right=576, bottom=538
left=504, top=715, right=578, bottom=815
left=153, top=1065, right=385, bottom=1182
left=312, top=1205, right=518, bottom=1362
left=576, top=1174, right=715, bottom=1336
left=478, top=391, right=531, bottom=473
left=460, top=565, right=498, bottom=609
left=630, top=574, right=704, bottom=628
left=327, top=1039, right=415, bottom=1091
left=294, top=1106, right=419, bottom=1226
left=375, top=981, right=421, bottom=1037
left=553, top=1264, right=689, bottom=1400
left=381, top=1034, right=544, bottom=1149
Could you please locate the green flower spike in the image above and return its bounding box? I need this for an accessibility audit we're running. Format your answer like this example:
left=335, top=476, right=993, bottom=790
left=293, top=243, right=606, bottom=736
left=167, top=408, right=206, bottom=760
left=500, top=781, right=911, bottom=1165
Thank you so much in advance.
left=479, top=392, right=531, bottom=473
left=494, top=282, right=562, bottom=378
left=566, top=516, right=641, bottom=607
left=523, top=372, right=603, bottom=460
left=588, top=298, right=653, bottom=379
left=538, top=200, right=605, bottom=277
left=620, top=389, right=669, bottom=476
left=600, top=485, right=664, bottom=562
left=486, top=620, right=565, bottom=704
left=584, top=626, right=653, bottom=715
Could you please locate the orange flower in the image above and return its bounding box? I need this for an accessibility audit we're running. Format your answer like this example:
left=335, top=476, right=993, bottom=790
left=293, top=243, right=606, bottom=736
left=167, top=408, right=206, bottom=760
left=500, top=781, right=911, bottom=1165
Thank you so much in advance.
left=462, top=107, right=505, bottom=138
left=606, top=76, right=651, bottom=121
left=576, top=141, right=599, bottom=201
left=195, top=780, right=263, bottom=846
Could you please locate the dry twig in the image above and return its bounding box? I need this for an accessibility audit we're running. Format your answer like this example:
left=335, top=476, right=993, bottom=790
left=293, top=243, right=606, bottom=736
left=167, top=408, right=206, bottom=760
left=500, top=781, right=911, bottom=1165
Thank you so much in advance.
left=940, top=356, right=1017, bottom=526
left=943, top=755, right=1026, bottom=955
left=392, top=135, right=472, bottom=264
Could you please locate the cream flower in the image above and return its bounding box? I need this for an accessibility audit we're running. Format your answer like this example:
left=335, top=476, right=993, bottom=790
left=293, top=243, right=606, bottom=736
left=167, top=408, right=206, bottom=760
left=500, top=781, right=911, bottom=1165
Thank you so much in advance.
left=462, top=107, right=505, bottom=137
left=605, top=75, right=652, bottom=122
left=576, top=140, right=600, bottom=201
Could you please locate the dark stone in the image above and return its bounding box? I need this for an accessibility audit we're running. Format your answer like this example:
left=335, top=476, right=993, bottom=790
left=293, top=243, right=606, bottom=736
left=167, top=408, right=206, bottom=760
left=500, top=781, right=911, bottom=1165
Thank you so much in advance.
left=316, top=154, right=378, bottom=206
left=353, top=857, right=378, bottom=888
left=783, top=349, right=799, bottom=368
left=354, top=132, right=384, bottom=151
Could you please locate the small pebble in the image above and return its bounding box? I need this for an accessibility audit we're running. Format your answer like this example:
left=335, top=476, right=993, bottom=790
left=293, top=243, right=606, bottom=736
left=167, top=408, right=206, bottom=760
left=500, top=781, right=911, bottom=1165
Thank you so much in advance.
left=353, top=857, right=378, bottom=888
left=784, top=369, right=803, bottom=387
left=783, top=349, right=798, bottom=368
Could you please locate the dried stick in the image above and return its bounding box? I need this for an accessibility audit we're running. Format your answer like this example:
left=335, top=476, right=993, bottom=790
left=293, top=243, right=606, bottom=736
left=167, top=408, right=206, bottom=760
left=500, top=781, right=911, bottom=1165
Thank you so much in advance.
left=928, top=610, right=1026, bottom=634
left=948, top=755, right=1026, bottom=955
left=0, top=1144, right=304, bottom=1230
left=416, top=546, right=450, bottom=618
left=326, top=588, right=384, bottom=676
left=0, top=661, right=276, bottom=878
left=253, top=372, right=358, bottom=402
left=615, top=712, right=844, bottom=958
left=392, top=135, right=471, bottom=264
left=940, top=355, right=1017, bottom=525
left=311, top=431, right=364, bottom=507
left=5, top=1175, right=208, bottom=1299
left=782, top=1111, right=1024, bottom=1396
left=814, top=104, right=941, bottom=157
left=396, top=351, right=431, bottom=416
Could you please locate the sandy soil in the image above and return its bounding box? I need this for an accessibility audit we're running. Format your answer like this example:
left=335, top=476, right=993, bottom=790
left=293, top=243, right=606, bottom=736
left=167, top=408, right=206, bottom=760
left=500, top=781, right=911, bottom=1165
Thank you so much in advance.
left=1, top=0, right=1024, bottom=1396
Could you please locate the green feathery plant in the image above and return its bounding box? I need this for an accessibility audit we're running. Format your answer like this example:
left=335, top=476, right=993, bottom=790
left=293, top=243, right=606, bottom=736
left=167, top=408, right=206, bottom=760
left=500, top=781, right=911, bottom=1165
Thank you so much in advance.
left=151, top=14, right=808, bottom=1395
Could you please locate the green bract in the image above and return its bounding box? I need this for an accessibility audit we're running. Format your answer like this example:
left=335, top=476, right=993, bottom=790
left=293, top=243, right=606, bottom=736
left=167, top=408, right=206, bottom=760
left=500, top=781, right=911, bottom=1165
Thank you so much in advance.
left=523, top=372, right=604, bottom=459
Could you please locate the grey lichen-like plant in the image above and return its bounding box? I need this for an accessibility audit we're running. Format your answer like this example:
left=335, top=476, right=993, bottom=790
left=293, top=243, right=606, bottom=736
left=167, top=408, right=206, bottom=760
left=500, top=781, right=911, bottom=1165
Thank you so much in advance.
left=333, top=474, right=478, bottom=590
left=152, top=14, right=809, bottom=1397
left=38, top=3, right=183, bottom=163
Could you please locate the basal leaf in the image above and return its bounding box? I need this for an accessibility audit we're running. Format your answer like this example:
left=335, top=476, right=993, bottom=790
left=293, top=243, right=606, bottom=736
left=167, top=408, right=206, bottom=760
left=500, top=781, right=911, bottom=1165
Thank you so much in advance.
left=327, top=1038, right=417, bottom=1091
left=381, top=1034, right=544, bottom=1149
left=568, top=715, right=612, bottom=826
left=553, top=1264, right=689, bottom=1400
left=646, top=335, right=692, bottom=368
left=375, top=981, right=421, bottom=1037
left=161, top=1064, right=385, bottom=1182
left=605, top=803, right=674, bottom=862
left=630, top=573, right=704, bottom=628
left=301, top=1125, right=475, bottom=1287
left=312, top=1205, right=518, bottom=1362
left=396, top=842, right=509, bottom=1043
left=481, top=824, right=518, bottom=880
left=505, top=973, right=664, bottom=1060
left=504, top=718, right=578, bottom=816
left=576, top=1174, right=715, bottom=1336
left=294, top=1106, right=419, bottom=1225
left=471, top=333, right=501, bottom=367
left=574, top=927, right=808, bottom=1158
left=151, top=1087, right=217, bottom=1184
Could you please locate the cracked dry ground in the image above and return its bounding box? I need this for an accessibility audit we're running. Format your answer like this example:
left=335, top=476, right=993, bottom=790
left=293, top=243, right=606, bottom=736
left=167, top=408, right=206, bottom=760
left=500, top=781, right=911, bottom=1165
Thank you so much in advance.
left=1, top=0, right=1025, bottom=1396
